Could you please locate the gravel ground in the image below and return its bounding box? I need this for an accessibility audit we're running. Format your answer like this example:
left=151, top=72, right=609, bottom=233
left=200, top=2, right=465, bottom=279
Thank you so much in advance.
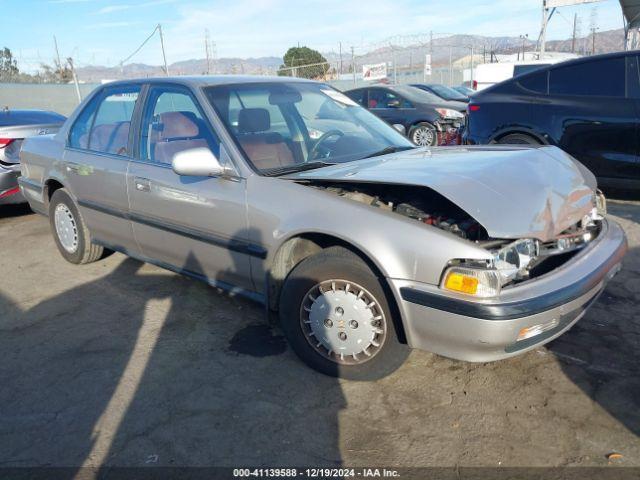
left=0, top=199, right=638, bottom=472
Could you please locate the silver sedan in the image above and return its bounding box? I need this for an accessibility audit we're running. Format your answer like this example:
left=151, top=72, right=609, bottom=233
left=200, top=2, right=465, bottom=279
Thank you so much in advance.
left=0, top=108, right=65, bottom=205
left=18, top=77, right=627, bottom=379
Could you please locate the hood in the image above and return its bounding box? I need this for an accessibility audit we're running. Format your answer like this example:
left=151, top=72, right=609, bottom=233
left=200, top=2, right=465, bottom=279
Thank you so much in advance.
left=287, top=146, right=597, bottom=242
left=423, top=100, right=467, bottom=113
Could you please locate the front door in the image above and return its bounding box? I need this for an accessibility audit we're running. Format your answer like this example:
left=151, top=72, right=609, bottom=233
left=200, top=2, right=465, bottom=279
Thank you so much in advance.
left=63, top=85, right=141, bottom=252
left=127, top=85, right=254, bottom=291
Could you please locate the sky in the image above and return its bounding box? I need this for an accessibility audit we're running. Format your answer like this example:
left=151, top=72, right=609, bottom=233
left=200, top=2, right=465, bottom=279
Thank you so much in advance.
left=2, top=0, right=627, bottom=72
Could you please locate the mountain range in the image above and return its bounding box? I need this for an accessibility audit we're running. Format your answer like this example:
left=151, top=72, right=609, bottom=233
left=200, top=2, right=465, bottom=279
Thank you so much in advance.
left=75, top=28, right=626, bottom=82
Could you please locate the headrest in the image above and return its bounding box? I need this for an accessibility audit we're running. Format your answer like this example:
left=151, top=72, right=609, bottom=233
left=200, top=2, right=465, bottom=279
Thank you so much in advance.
left=159, top=111, right=199, bottom=139
left=238, top=108, right=270, bottom=134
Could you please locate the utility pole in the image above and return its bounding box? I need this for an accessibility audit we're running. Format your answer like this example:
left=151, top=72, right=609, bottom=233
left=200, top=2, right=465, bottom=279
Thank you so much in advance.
left=158, top=24, right=169, bottom=76
left=53, top=35, right=63, bottom=82
left=448, top=46, right=452, bottom=87
left=339, top=42, right=343, bottom=75
left=540, top=0, right=548, bottom=59
left=591, top=27, right=597, bottom=54
left=351, top=46, right=356, bottom=86
left=430, top=31, right=434, bottom=81
left=67, top=57, right=82, bottom=104
left=571, top=13, right=578, bottom=53
left=204, top=29, right=211, bottom=74
left=470, top=45, right=474, bottom=86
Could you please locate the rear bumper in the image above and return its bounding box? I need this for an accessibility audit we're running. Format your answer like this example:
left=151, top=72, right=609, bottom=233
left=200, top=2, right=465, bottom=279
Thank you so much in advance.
left=0, top=166, right=25, bottom=205
left=391, top=219, right=627, bottom=361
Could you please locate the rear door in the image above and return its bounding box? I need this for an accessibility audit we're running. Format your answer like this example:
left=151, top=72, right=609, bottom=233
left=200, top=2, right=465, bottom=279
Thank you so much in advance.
left=546, top=55, right=638, bottom=183
left=63, top=84, right=141, bottom=252
left=126, top=84, right=254, bottom=291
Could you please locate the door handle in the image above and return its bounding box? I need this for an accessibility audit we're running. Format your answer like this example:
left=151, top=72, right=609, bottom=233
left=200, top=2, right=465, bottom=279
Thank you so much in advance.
left=134, top=177, right=151, bottom=192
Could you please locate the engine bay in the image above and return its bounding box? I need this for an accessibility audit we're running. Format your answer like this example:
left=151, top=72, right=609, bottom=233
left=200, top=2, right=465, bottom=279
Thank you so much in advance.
left=305, top=181, right=490, bottom=241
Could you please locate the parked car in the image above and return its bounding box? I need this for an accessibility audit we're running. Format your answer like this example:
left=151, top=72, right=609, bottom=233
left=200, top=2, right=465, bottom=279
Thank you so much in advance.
left=410, top=83, right=470, bottom=103
left=19, top=77, right=626, bottom=379
left=453, top=85, right=475, bottom=97
left=464, top=51, right=640, bottom=189
left=344, top=84, right=466, bottom=146
left=0, top=109, right=65, bottom=205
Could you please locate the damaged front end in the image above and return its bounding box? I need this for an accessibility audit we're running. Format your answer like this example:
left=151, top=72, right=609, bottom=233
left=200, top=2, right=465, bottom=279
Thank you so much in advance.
left=306, top=180, right=607, bottom=299
left=441, top=195, right=606, bottom=298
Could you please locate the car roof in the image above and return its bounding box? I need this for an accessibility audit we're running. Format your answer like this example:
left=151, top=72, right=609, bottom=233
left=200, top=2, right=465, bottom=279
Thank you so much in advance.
left=516, top=49, right=638, bottom=75
left=99, top=75, right=319, bottom=89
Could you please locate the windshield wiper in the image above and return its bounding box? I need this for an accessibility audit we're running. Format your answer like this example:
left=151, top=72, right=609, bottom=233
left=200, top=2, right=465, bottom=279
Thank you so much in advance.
left=363, top=145, right=414, bottom=159
left=262, top=161, right=335, bottom=177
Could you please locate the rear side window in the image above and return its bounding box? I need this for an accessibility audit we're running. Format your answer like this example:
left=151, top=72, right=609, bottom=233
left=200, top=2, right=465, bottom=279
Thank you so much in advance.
left=549, top=57, right=626, bottom=97
left=69, top=95, right=101, bottom=149
left=69, top=85, right=140, bottom=156
left=518, top=70, right=548, bottom=94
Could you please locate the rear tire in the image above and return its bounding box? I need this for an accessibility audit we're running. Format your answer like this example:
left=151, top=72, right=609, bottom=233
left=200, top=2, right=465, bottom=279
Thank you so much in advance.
left=279, top=246, right=408, bottom=380
left=49, top=188, right=103, bottom=265
left=497, top=133, right=541, bottom=145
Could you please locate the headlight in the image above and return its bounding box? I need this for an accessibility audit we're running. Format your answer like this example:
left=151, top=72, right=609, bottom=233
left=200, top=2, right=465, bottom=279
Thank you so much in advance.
left=492, top=238, right=539, bottom=284
left=441, top=266, right=502, bottom=298
left=441, top=239, right=539, bottom=298
left=435, top=108, right=464, bottom=120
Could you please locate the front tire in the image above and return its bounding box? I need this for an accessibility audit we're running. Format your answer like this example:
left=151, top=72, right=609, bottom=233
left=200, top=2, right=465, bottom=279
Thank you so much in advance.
left=279, top=247, right=408, bottom=380
left=49, top=188, right=103, bottom=264
left=409, top=122, right=438, bottom=147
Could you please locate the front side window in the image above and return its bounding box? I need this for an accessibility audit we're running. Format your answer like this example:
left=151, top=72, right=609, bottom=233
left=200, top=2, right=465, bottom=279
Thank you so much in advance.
left=140, top=87, right=220, bottom=165
left=549, top=57, right=626, bottom=97
left=205, top=82, right=413, bottom=174
left=368, top=89, right=403, bottom=108
left=344, top=89, right=367, bottom=107
left=75, top=86, right=140, bottom=155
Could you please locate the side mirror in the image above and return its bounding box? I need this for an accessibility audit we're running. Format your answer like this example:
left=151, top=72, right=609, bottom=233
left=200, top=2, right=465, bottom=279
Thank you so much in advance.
left=392, top=124, right=406, bottom=135
left=172, top=148, right=224, bottom=177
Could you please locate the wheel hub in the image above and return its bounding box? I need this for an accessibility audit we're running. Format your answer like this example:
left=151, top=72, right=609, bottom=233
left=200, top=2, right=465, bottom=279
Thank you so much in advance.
left=54, top=203, right=79, bottom=254
left=414, top=127, right=435, bottom=146
left=301, top=280, right=386, bottom=365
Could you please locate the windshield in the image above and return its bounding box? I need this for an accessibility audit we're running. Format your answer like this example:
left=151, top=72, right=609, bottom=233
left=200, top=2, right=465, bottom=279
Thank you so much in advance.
left=205, top=82, right=413, bottom=175
left=391, top=85, right=442, bottom=104
left=428, top=84, right=468, bottom=101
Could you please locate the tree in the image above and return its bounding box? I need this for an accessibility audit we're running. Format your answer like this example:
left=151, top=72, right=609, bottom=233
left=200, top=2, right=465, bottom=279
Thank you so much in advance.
left=39, top=60, right=73, bottom=83
left=0, top=47, right=19, bottom=81
left=279, top=46, right=328, bottom=79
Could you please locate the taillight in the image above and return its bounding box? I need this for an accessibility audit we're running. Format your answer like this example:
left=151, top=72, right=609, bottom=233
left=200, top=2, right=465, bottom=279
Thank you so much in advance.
left=468, top=105, right=481, bottom=112
left=0, top=138, right=14, bottom=149
left=0, top=187, right=20, bottom=199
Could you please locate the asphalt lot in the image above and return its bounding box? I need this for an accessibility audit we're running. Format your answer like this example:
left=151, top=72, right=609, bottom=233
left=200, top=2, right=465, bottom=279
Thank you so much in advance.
left=0, top=198, right=639, bottom=470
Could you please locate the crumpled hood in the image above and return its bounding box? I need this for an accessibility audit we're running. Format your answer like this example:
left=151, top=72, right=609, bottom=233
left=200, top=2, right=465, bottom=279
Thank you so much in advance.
left=287, top=146, right=597, bottom=242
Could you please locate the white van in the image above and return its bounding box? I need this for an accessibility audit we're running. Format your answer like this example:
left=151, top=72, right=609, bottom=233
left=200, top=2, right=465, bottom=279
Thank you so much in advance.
left=472, top=61, right=552, bottom=91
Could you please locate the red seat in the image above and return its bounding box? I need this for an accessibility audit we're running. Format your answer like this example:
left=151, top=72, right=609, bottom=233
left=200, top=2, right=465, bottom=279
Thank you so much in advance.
left=152, top=111, right=208, bottom=164
left=236, top=108, right=295, bottom=170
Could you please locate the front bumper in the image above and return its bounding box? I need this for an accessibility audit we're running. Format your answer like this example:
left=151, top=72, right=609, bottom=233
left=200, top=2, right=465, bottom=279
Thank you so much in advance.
left=0, top=166, right=25, bottom=205
left=391, top=219, right=627, bottom=362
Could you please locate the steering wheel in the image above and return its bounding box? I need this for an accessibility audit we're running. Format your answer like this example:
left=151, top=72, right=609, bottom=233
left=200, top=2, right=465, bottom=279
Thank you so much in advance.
left=308, top=130, right=344, bottom=161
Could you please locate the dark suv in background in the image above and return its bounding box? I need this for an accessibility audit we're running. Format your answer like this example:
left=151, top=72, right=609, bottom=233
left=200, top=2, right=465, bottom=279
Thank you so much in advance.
left=464, top=51, right=640, bottom=189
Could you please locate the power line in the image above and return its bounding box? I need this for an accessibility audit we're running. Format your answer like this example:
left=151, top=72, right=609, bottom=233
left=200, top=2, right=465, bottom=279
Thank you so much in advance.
left=119, top=24, right=160, bottom=67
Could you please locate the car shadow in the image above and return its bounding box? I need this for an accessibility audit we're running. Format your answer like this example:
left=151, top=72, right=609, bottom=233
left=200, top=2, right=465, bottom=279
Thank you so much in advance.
left=547, top=240, right=640, bottom=438
left=0, top=203, right=32, bottom=218
left=0, top=229, right=345, bottom=473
